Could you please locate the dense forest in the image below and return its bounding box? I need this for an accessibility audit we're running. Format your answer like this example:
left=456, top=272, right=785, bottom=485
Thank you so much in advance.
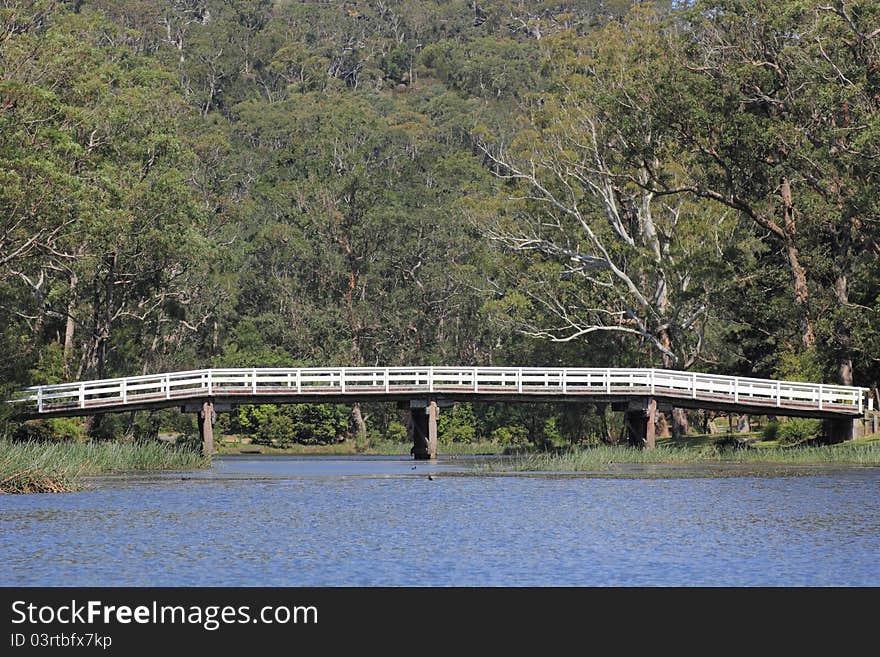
left=1, top=0, right=878, bottom=446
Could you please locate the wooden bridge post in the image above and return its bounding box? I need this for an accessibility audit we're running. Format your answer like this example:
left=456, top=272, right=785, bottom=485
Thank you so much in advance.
left=624, top=398, right=656, bottom=449
left=410, top=399, right=439, bottom=460
left=198, top=400, right=215, bottom=456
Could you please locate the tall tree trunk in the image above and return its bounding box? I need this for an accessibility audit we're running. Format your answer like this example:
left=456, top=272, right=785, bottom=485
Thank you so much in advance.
left=672, top=408, right=689, bottom=438
left=92, top=252, right=117, bottom=379
left=63, top=271, right=77, bottom=376
left=655, top=411, right=671, bottom=438
left=834, top=224, right=852, bottom=386
left=834, top=265, right=853, bottom=386
left=780, top=177, right=815, bottom=347
left=599, top=404, right=616, bottom=445
left=351, top=404, right=367, bottom=442
left=658, top=329, right=688, bottom=438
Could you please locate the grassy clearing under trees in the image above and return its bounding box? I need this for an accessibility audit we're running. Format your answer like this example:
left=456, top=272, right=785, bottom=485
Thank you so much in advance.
left=0, top=440, right=210, bottom=494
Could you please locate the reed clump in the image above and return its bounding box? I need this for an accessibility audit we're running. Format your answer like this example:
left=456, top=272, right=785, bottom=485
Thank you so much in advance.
left=500, top=441, right=880, bottom=472
left=0, top=440, right=210, bottom=494
left=0, top=465, right=73, bottom=493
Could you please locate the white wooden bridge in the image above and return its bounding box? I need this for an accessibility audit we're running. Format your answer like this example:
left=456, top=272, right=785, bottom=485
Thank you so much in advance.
left=7, top=366, right=872, bottom=457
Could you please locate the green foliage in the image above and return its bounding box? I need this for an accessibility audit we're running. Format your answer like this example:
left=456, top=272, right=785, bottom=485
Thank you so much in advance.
left=1, top=0, right=879, bottom=449
left=256, top=413, right=298, bottom=447
left=774, top=349, right=825, bottom=384
left=542, top=416, right=564, bottom=446
left=27, top=344, right=67, bottom=386
left=776, top=419, right=822, bottom=446
left=236, top=404, right=350, bottom=446
left=44, top=418, right=86, bottom=442
left=10, top=417, right=85, bottom=443
left=492, top=425, right=530, bottom=447
left=12, top=422, right=55, bottom=443
left=385, top=421, right=408, bottom=443
left=438, top=404, right=478, bottom=443
left=762, top=422, right=780, bottom=442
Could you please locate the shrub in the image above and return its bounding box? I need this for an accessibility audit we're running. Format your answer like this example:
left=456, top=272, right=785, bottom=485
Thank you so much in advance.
left=45, top=417, right=86, bottom=441
left=12, top=421, right=54, bottom=443
left=255, top=413, right=297, bottom=447
left=762, top=421, right=780, bottom=442
left=237, top=403, right=350, bottom=445
left=542, top=416, right=564, bottom=446
left=776, top=418, right=821, bottom=446
left=714, top=435, right=752, bottom=451
left=438, top=404, right=477, bottom=443
left=385, top=420, right=408, bottom=442
left=491, top=425, right=529, bottom=447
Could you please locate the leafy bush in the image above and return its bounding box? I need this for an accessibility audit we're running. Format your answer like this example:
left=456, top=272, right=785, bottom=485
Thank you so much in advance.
left=241, top=404, right=350, bottom=446
left=762, top=421, right=780, bottom=442
left=385, top=420, right=408, bottom=443
left=774, top=345, right=824, bottom=384
left=255, top=413, right=297, bottom=447
left=491, top=425, right=529, bottom=447
left=12, top=421, right=55, bottom=443
left=776, top=418, right=821, bottom=446
left=11, top=417, right=85, bottom=442
left=45, top=417, right=86, bottom=441
left=542, top=416, right=564, bottom=446
left=438, top=404, right=477, bottom=443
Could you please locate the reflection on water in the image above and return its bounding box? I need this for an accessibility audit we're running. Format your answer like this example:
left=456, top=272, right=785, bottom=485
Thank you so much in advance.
left=1, top=456, right=878, bottom=586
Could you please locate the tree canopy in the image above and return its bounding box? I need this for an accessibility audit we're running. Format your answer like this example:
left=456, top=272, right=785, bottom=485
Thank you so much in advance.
left=1, top=0, right=877, bottom=443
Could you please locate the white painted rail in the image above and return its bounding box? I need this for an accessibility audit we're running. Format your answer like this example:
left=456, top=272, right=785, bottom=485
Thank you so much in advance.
left=7, top=367, right=871, bottom=417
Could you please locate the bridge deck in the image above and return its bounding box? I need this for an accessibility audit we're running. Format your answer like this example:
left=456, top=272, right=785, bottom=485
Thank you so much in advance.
left=7, top=367, right=870, bottom=420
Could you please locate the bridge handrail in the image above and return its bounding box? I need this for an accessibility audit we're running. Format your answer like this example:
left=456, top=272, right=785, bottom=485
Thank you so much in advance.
left=7, top=366, right=872, bottom=415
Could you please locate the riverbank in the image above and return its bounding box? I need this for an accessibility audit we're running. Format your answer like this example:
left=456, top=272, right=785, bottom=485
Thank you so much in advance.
left=6, top=432, right=879, bottom=494
left=0, top=440, right=210, bottom=494
left=494, top=434, right=880, bottom=473
left=215, top=438, right=504, bottom=456
left=216, top=432, right=880, bottom=464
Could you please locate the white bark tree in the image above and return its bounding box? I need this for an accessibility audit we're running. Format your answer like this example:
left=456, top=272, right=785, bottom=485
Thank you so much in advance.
left=472, top=21, right=749, bottom=435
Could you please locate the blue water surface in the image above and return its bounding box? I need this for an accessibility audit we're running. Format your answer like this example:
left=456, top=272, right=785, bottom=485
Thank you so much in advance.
left=1, top=456, right=878, bottom=586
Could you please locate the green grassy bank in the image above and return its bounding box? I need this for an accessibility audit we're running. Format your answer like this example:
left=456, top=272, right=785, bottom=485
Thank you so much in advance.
left=6, top=431, right=878, bottom=494
left=0, top=440, right=210, bottom=494
left=497, top=433, right=880, bottom=472
left=216, top=433, right=880, bottom=469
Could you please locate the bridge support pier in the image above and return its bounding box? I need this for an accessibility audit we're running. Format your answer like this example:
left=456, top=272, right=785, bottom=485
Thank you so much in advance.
left=624, top=398, right=656, bottom=449
left=198, top=400, right=215, bottom=456
left=410, top=400, right=438, bottom=460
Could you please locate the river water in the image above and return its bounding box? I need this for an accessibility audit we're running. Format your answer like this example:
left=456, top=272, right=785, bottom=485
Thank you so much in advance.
left=1, top=455, right=878, bottom=586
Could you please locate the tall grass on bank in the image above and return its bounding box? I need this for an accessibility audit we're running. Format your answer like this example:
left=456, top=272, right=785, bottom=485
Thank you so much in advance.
left=0, top=440, right=210, bottom=494
left=499, top=442, right=880, bottom=472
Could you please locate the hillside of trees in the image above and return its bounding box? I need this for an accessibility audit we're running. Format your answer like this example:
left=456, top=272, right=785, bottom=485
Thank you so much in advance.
left=2, top=0, right=878, bottom=445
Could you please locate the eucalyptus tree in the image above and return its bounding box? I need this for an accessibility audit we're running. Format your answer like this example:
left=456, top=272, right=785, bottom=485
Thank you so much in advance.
left=473, top=20, right=745, bottom=373
left=0, top=4, right=212, bottom=386
left=471, top=19, right=754, bottom=434
left=638, top=0, right=880, bottom=385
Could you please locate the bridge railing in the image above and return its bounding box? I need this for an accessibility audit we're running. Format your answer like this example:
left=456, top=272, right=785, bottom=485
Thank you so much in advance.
left=7, top=367, right=871, bottom=416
